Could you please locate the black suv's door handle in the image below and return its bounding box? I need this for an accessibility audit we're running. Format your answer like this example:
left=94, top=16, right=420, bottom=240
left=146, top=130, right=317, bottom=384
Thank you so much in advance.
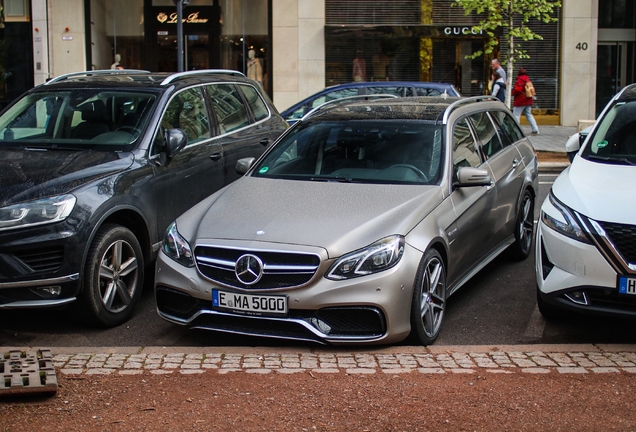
left=209, top=152, right=222, bottom=161
left=260, top=138, right=270, bottom=146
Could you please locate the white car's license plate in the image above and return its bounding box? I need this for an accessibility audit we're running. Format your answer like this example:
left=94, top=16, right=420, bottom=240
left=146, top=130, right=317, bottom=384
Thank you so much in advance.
left=212, top=289, right=288, bottom=316
left=618, top=276, right=636, bottom=295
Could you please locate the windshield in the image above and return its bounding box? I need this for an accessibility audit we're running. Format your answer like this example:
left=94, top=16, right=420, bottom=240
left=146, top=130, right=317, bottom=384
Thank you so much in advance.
left=0, top=89, right=157, bottom=150
left=253, top=120, right=444, bottom=185
left=582, top=100, right=636, bottom=165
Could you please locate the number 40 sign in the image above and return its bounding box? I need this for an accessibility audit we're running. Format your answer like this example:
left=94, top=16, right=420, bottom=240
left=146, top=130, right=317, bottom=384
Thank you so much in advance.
left=576, top=42, right=589, bottom=50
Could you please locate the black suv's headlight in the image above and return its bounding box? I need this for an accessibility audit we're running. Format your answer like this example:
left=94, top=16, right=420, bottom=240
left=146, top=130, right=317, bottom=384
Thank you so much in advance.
left=326, top=235, right=405, bottom=280
left=0, top=194, right=76, bottom=232
left=162, top=222, right=194, bottom=267
left=541, top=192, right=592, bottom=244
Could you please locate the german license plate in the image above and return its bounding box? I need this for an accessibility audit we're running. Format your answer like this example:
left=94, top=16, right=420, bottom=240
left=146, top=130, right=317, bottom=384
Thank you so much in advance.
left=618, top=276, right=636, bottom=295
left=212, top=289, right=288, bottom=316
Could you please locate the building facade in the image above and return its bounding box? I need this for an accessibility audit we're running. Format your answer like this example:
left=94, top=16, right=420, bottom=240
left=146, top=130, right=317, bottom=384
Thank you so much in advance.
left=0, top=0, right=633, bottom=126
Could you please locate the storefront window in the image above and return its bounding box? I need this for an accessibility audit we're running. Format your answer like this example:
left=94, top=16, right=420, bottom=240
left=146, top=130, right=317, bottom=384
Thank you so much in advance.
left=90, top=0, right=145, bottom=70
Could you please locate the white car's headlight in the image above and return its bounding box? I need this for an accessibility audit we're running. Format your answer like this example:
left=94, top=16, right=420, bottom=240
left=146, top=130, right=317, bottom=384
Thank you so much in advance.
left=326, top=235, right=405, bottom=280
left=162, top=221, right=194, bottom=267
left=0, top=194, right=76, bottom=231
left=541, top=193, right=592, bottom=244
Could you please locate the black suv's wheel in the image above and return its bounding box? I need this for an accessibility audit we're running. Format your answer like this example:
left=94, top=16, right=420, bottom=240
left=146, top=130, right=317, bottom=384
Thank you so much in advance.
left=410, top=249, right=446, bottom=346
left=76, top=224, right=144, bottom=327
left=509, top=189, right=534, bottom=260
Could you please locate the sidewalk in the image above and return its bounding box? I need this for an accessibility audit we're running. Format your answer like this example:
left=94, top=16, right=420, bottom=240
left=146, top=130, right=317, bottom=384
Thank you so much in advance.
left=521, top=125, right=577, bottom=153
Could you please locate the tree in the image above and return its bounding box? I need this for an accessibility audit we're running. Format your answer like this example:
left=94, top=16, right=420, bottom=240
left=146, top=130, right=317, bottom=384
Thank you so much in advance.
left=453, top=0, right=561, bottom=106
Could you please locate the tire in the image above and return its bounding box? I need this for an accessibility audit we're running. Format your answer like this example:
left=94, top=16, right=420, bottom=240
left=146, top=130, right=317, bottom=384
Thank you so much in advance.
left=509, top=189, right=534, bottom=261
left=75, top=224, right=144, bottom=327
left=409, top=249, right=446, bottom=346
left=536, top=286, right=562, bottom=321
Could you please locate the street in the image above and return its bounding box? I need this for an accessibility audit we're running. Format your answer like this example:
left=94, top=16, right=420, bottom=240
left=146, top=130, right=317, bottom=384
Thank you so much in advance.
left=2, top=168, right=636, bottom=349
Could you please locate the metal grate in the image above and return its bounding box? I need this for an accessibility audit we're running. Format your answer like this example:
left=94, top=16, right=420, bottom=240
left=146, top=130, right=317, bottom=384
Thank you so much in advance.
left=326, top=0, right=422, bottom=25
left=1, top=349, right=58, bottom=396
left=195, top=246, right=321, bottom=290
left=13, top=246, right=64, bottom=273
left=598, top=221, right=636, bottom=264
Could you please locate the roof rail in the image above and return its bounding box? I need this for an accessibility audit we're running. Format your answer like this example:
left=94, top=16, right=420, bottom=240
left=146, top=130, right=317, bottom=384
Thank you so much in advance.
left=301, top=94, right=399, bottom=121
left=45, top=69, right=152, bottom=85
left=441, top=95, right=502, bottom=124
left=160, top=69, right=246, bottom=85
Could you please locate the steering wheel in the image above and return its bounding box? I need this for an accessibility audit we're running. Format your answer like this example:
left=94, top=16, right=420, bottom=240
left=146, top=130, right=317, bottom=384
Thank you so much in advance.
left=386, top=164, right=428, bottom=181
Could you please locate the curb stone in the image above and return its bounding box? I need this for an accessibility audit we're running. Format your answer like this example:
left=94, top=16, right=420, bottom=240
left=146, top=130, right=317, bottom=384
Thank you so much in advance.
left=22, top=345, right=636, bottom=377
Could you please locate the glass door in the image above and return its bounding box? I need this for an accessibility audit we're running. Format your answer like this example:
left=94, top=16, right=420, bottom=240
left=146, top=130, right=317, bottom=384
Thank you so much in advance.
left=156, top=32, right=210, bottom=72
left=597, top=42, right=628, bottom=115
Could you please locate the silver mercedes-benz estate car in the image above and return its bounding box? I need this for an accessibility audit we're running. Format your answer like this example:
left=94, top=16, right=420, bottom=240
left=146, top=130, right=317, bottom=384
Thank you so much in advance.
left=155, top=96, right=538, bottom=345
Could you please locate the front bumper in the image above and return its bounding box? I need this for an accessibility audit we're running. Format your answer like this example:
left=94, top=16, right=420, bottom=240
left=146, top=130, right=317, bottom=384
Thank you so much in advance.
left=155, top=242, right=423, bottom=345
left=536, top=220, right=636, bottom=317
left=0, top=222, right=85, bottom=308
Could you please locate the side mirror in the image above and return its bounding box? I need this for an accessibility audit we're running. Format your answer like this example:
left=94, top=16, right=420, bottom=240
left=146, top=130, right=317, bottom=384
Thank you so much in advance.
left=454, top=166, right=492, bottom=188
left=164, top=128, right=187, bottom=158
left=236, top=157, right=256, bottom=175
left=565, top=133, right=581, bottom=162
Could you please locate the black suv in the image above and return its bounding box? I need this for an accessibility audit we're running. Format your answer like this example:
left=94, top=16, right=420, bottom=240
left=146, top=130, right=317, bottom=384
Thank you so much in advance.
left=0, top=69, right=288, bottom=326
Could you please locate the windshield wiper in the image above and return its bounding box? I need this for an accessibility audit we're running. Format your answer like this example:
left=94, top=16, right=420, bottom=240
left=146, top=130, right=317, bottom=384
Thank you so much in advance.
left=587, top=155, right=636, bottom=165
left=24, top=145, right=85, bottom=152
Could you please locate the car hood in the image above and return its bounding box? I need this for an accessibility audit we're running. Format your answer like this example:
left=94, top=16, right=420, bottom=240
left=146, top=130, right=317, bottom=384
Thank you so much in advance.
left=0, top=149, right=134, bottom=206
left=553, top=156, right=636, bottom=224
left=187, top=177, right=443, bottom=258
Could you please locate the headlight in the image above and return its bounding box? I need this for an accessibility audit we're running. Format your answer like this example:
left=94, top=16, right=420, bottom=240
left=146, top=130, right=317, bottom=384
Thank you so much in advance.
left=162, top=221, right=194, bottom=267
left=541, top=193, right=592, bottom=244
left=326, top=235, right=405, bottom=280
left=0, top=194, right=76, bottom=232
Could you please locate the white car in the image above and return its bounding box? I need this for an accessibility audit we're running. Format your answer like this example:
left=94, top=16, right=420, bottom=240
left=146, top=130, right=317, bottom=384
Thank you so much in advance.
left=536, top=84, right=636, bottom=319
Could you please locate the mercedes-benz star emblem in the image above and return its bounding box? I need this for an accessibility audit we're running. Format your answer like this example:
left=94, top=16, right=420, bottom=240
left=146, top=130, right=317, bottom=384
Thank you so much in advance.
left=235, top=254, right=264, bottom=285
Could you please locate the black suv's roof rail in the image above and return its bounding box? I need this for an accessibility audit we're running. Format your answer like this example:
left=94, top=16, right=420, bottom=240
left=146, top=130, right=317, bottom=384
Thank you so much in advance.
left=45, top=69, right=152, bottom=85
left=441, top=95, right=502, bottom=124
left=160, top=69, right=246, bottom=85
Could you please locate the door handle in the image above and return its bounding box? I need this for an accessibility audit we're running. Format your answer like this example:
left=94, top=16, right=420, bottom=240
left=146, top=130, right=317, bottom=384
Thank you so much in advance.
left=260, top=138, right=270, bottom=146
left=512, top=158, right=519, bottom=168
left=209, top=152, right=222, bottom=161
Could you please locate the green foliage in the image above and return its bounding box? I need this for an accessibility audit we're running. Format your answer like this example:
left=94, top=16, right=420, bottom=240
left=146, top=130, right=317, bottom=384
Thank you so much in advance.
left=453, top=0, right=560, bottom=105
left=453, top=0, right=561, bottom=60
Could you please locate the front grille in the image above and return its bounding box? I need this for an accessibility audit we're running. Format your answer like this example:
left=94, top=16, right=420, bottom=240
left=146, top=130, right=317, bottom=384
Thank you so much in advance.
left=598, top=221, right=636, bottom=264
left=13, top=246, right=64, bottom=273
left=586, top=289, right=636, bottom=313
left=194, top=246, right=321, bottom=290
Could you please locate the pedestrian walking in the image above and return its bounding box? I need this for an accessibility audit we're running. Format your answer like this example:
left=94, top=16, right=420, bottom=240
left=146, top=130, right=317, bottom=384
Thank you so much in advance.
left=491, top=71, right=506, bottom=103
left=511, top=68, right=539, bottom=135
left=490, top=58, right=506, bottom=88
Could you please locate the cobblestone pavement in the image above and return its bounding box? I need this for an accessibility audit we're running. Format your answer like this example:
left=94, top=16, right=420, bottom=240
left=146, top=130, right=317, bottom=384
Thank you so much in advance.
left=42, top=346, right=636, bottom=377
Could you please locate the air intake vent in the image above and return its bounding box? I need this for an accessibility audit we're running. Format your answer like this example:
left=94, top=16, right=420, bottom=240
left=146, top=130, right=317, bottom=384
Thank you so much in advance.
left=13, top=246, right=64, bottom=273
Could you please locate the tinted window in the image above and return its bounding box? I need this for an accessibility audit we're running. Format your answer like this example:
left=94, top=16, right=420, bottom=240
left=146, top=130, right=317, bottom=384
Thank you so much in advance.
left=469, top=111, right=503, bottom=159
left=416, top=87, right=447, bottom=97
left=452, top=118, right=481, bottom=168
left=207, top=84, right=250, bottom=134
left=491, top=110, right=523, bottom=145
left=0, top=90, right=156, bottom=149
left=311, top=88, right=361, bottom=108
left=366, top=86, right=406, bottom=96
left=582, top=100, right=636, bottom=162
left=155, top=87, right=210, bottom=151
left=239, top=84, right=269, bottom=121
left=253, top=120, right=443, bottom=185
